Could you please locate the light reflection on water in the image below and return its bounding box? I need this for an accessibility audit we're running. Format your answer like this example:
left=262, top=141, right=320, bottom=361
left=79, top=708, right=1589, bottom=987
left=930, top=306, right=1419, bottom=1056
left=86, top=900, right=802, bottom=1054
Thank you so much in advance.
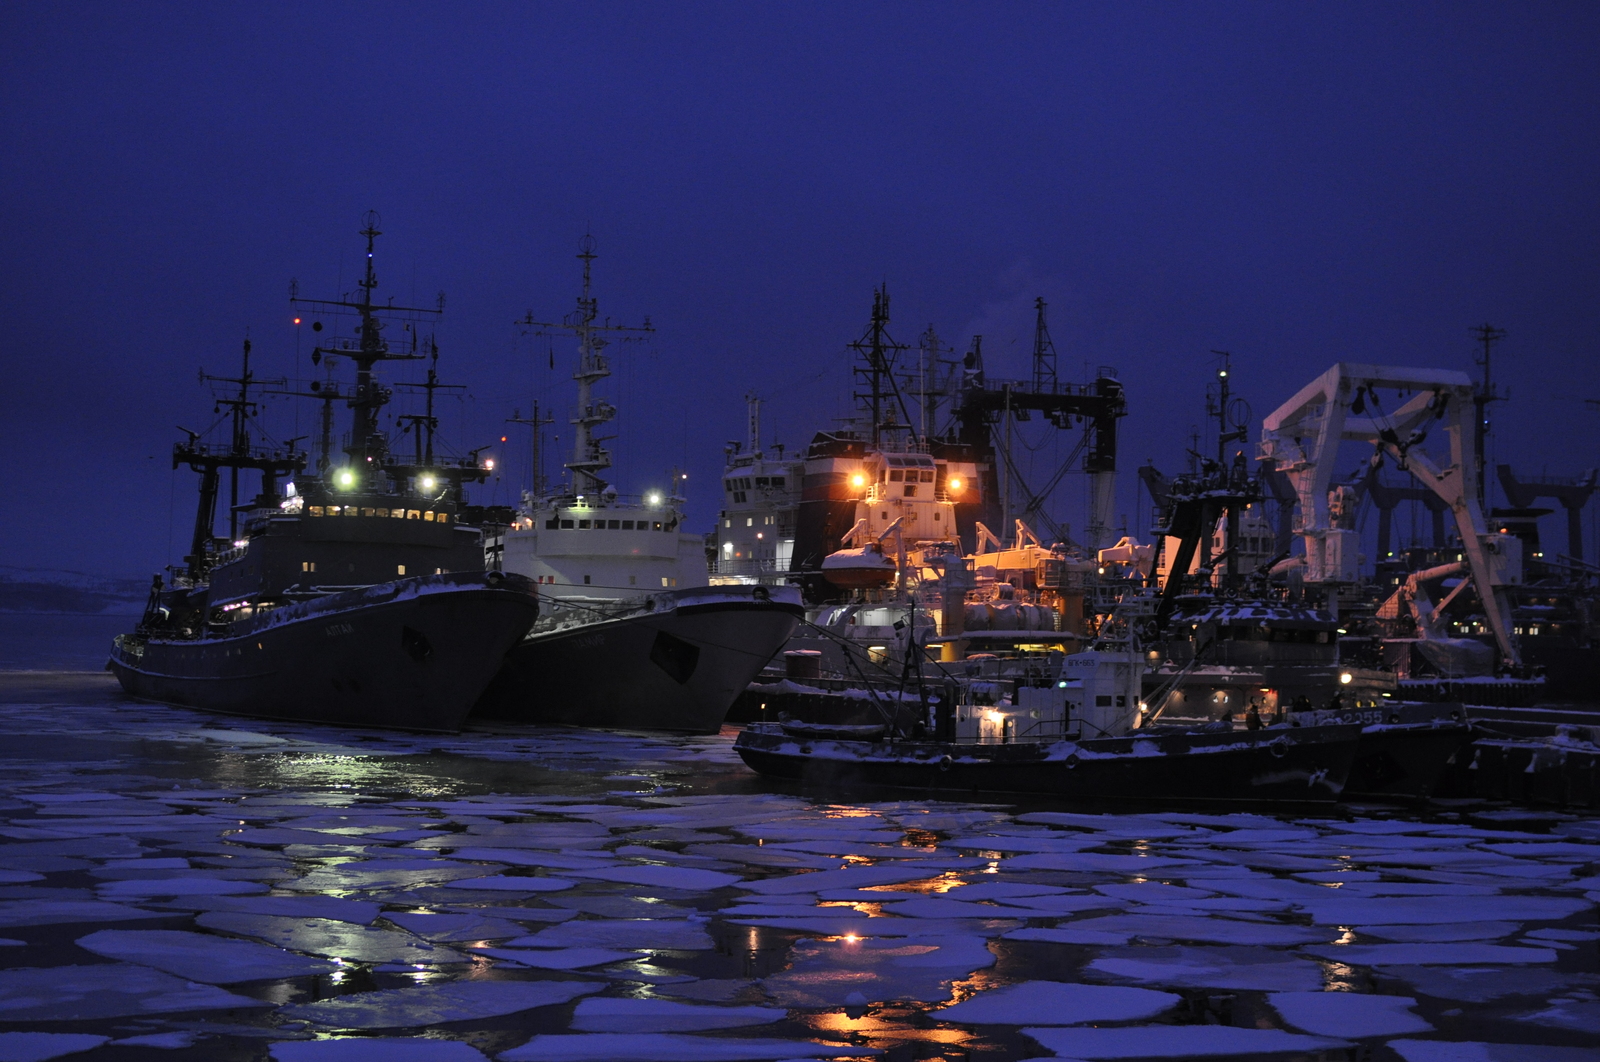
left=0, top=673, right=1593, bottom=1060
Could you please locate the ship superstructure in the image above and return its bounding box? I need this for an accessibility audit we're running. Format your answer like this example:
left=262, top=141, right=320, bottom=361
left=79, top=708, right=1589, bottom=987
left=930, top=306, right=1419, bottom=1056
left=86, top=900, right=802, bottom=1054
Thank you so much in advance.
left=494, top=237, right=706, bottom=598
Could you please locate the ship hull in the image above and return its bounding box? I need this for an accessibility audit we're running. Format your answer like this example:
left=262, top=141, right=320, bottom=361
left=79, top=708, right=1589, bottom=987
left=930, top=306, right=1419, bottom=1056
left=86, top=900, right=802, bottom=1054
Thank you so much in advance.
left=108, top=573, right=539, bottom=732
left=734, top=721, right=1362, bottom=803
left=478, top=588, right=803, bottom=733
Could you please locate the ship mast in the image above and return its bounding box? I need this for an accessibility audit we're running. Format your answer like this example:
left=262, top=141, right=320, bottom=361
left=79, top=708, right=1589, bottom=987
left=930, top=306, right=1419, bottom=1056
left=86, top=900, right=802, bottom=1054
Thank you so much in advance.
left=519, top=235, right=654, bottom=496
left=1470, top=323, right=1507, bottom=511
left=289, top=211, right=440, bottom=490
left=848, top=286, right=916, bottom=448
left=174, top=338, right=302, bottom=577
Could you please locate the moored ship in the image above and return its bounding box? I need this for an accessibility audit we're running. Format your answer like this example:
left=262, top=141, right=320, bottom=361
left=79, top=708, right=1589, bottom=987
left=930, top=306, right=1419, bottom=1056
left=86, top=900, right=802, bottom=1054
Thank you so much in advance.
left=478, top=237, right=802, bottom=732
left=109, top=215, right=540, bottom=731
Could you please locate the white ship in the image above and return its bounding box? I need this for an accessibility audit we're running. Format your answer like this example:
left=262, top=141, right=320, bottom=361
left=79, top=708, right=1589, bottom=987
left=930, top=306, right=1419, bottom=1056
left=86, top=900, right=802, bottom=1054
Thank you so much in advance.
left=478, top=238, right=801, bottom=732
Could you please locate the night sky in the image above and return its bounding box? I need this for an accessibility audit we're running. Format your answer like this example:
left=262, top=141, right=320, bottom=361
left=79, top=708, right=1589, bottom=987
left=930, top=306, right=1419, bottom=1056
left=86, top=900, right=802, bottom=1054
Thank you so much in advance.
left=4, top=3, right=1598, bottom=579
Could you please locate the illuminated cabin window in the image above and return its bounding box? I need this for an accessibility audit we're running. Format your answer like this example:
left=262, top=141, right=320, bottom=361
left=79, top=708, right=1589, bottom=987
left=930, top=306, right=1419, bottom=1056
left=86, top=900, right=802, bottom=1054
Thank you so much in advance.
left=301, top=561, right=316, bottom=572
left=424, top=511, right=435, bottom=522
left=362, top=508, right=375, bottom=517
left=345, top=506, right=358, bottom=516
left=439, top=513, right=450, bottom=524
left=407, top=510, right=421, bottom=520
left=376, top=508, right=388, bottom=517
left=654, top=521, right=664, bottom=531
left=661, top=577, right=670, bottom=587
left=391, top=509, right=405, bottom=519
left=309, top=506, right=324, bottom=517
left=397, top=564, right=406, bottom=575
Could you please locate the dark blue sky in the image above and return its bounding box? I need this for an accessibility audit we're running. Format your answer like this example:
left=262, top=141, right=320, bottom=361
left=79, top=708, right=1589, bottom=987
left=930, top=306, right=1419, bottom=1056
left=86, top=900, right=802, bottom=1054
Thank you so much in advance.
left=4, top=3, right=1598, bottom=576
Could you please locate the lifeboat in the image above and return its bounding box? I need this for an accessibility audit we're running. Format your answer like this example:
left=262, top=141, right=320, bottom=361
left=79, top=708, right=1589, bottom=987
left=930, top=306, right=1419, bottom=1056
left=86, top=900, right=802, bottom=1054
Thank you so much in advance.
left=821, top=544, right=898, bottom=588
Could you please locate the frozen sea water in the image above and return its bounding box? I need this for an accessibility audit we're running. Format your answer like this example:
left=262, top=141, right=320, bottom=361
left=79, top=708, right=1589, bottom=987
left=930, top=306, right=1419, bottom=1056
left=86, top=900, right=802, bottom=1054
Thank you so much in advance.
left=0, top=671, right=1596, bottom=1061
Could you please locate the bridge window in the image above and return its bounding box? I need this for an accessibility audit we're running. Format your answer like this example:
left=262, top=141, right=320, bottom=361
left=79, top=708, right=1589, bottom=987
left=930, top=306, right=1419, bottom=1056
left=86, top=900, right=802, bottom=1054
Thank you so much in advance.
left=622, top=520, right=635, bottom=530
left=904, top=484, right=917, bottom=497
left=424, top=512, right=435, bottom=522
left=890, top=470, right=903, bottom=482
left=406, top=510, right=421, bottom=520
left=391, top=508, right=405, bottom=518
left=560, top=519, right=573, bottom=529
left=309, top=506, right=324, bottom=517
left=608, top=519, right=620, bottom=529
left=546, top=517, right=559, bottom=529
left=375, top=508, right=388, bottom=518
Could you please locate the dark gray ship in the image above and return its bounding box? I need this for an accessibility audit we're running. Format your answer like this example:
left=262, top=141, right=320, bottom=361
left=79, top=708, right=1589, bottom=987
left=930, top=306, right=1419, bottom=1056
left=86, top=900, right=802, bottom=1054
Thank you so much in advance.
left=109, top=215, right=540, bottom=731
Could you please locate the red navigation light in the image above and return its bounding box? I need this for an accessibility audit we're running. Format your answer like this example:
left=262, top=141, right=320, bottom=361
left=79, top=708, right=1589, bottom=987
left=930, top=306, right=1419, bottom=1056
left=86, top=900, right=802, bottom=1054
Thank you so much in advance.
left=293, top=318, right=301, bottom=325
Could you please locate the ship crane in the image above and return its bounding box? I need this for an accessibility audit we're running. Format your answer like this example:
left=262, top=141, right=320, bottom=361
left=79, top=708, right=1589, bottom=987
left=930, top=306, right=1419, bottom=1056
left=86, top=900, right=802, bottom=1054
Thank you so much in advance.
left=1259, top=363, right=1522, bottom=668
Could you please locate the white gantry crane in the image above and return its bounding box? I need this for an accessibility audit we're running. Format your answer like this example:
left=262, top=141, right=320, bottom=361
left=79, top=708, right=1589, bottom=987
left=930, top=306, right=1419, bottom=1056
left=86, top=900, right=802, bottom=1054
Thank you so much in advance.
left=1259, top=363, right=1522, bottom=667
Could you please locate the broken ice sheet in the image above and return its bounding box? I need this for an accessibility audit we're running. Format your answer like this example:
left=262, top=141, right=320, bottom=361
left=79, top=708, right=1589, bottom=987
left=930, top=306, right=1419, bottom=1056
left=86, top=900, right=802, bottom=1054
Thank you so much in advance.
left=0, top=963, right=271, bottom=1021
left=0, top=1031, right=109, bottom=1060
left=1375, top=964, right=1599, bottom=1003
left=763, top=933, right=995, bottom=1007
left=1303, top=942, right=1557, bottom=965
left=283, top=979, right=601, bottom=1029
left=1022, top=1024, right=1348, bottom=1058
left=1088, top=945, right=1324, bottom=991
left=292, top=860, right=501, bottom=892
left=1267, top=990, right=1432, bottom=1037
left=379, top=911, right=530, bottom=942
left=499, top=1032, right=876, bottom=1061
left=503, top=919, right=715, bottom=951
left=569, top=997, right=785, bottom=1032
left=195, top=911, right=467, bottom=964
left=270, top=1039, right=490, bottom=1062
left=150, top=893, right=382, bottom=924
left=1294, top=894, right=1589, bottom=926
left=1357, top=923, right=1519, bottom=942
left=564, top=865, right=742, bottom=892
left=935, top=980, right=1178, bottom=1025
left=76, top=928, right=337, bottom=982
left=1386, top=1040, right=1600, bottom=1062
left=96, top=875, right=269, bottom=898
left=439, top=874, right=576, bottom=893
left=0, top=899, right=168, bottom=927
left=1055, top=913, right=1329, bottom=947
left=473, top=946, right=640, bottom=969
left=1508, top=1000, right=1600, bottom=1035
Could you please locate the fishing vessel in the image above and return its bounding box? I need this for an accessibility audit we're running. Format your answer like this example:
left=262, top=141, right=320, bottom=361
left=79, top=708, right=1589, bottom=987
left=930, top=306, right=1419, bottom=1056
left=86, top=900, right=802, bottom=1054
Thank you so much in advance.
left=109, top=215, right=540, bottom=731
left=477, top=238, right=802, bottom=732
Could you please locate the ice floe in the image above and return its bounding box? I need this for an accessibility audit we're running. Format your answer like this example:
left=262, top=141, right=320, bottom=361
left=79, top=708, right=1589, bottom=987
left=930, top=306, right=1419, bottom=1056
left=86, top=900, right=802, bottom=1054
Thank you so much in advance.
left=502, top=918, right=715, bottom=951
left=283, top=979, right=601, bottom=1028
left=763, top=933, right=994, bottom=1006
left=935, top=980, right=1178, bottom=1025
left=565, top=865, right=742, bottom=891
left=472, top=946, right=639, bottom=969
left=500, top=1033, right=874, bottom=1061
left=440, top=875, right=575, bottom=893
left=1295, top=895, right=1588, bottom=926
left=76, top=928, right=337, bottom=982
left=0, top=964, right=269, bottom=1020
left=0, top=899, right=167, bottom=927
left=270, top=1039, right=489, bottom=1060
left=1376, top=965, right=1598, bottom=1002
left=380, top=911, right=531, bottom=941
left=1021, top=1024, right=1349, bottom=1057
left=1267, top=990, right=1432, bottom=1036
left=195, top=912, right=466, bottom=964
left=1387, top=1040, right=1600, bottom=1062
left=1088, top=945, right=1325, bottom=990
left=0, top=1031, right=109, bottom=1061
left=1305, top=942, right=1558, bottom=965
left=1357, top=922, right=1519, bottom=942
left=569, top=997, right=785, bottom=1032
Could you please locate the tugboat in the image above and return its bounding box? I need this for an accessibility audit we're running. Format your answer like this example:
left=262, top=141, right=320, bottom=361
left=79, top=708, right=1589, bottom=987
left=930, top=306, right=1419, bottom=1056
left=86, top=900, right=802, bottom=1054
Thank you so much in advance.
left=735, top=594, right=1365, bottom=802
left=475, top=237, right=802, bottom=732
left=109, top=215, right=540, bottom=731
